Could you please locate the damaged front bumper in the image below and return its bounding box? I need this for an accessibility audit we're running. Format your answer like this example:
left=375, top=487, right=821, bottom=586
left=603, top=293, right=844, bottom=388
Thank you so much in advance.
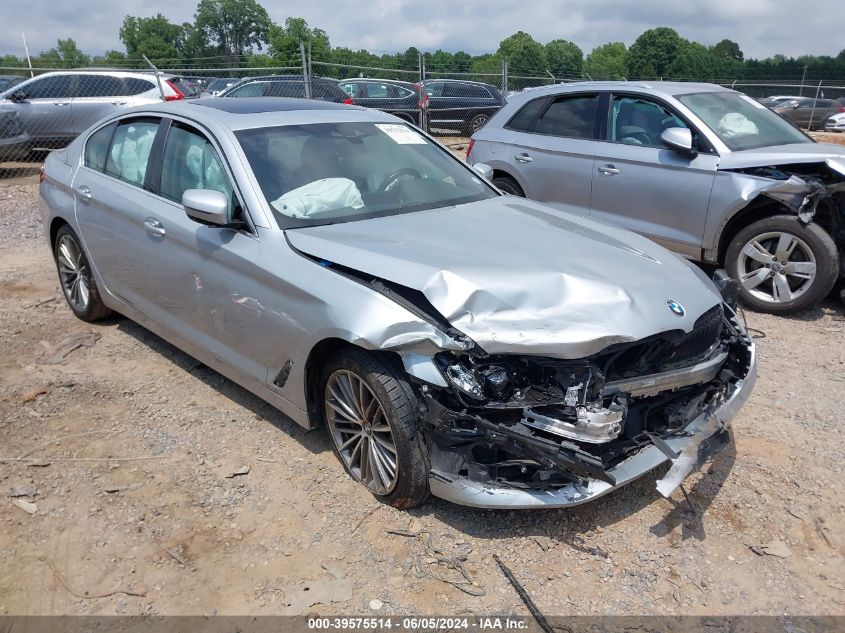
left=423, top=312, right=757, bottom=509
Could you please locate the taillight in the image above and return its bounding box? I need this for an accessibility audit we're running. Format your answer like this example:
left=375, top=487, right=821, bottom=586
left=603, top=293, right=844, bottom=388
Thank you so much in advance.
left=164, top=80, right=184, bottom=101
left=39, top=165, right=45, bottom=184
left=466, top=139, right=475, bottom=159
left=343, top=97, right=353, bottom=105
left=838, top=106, right=845, bottom=113
left=415, top=84, right=429, bottom=109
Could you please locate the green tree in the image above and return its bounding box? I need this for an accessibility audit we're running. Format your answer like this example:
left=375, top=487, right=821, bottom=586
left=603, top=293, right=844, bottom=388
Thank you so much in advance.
left=497, top=31, right=546, bottom=78
left=194, top=0, right=271, bottom=66
left=120, top=14, right=185, bottom=64
left=667, top=42, right=733, bottom=81
left=269, top=17, right=330, bottom=65
left=584, top=42, right=628, bottom=79
left=36, top=39, right=90, bottom=69
left=627, top=27, right=686, bottom=78
left=545, top=39, right=582, bottom=78
left=711, top=38, right=743, bottom=62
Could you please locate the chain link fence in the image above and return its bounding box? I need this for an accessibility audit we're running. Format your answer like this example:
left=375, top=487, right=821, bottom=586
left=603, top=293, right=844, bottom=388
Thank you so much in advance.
left=2, top=53, right=845, bottom=180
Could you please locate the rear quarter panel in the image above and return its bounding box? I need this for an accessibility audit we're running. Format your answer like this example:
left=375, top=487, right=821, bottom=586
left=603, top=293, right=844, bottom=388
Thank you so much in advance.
left=39, top=147, right=78, bottom=243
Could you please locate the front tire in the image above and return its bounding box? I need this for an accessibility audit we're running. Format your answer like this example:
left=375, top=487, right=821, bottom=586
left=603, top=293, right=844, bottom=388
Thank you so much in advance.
left=321, top=348, right=430, bottom=509
left=725, top=215, right=839, bottom=314
left=53, top=225, right=112, bottom=322
left=492, top=174, right=525, bottom=197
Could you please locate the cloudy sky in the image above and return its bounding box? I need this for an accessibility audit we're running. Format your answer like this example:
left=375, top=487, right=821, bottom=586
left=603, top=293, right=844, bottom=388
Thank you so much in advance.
left=0, top=0, right=840, bottom=62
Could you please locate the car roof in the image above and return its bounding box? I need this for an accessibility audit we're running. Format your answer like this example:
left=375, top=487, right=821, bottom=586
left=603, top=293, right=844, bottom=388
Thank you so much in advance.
left=338, top=77, right=417, bottom=87
left=113, top=97, right=396, bottom=131
left=508, top=80, right=732, bottom=100
left=423, top=78, right=497, bottom=88
left=234, top=75, right=338, bottom=83
left=192, top=97, right=354, bottom=114
left=11, top=69, right=173, bottom=80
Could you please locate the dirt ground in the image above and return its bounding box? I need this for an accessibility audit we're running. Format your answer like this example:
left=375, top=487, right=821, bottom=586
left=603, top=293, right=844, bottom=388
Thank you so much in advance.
left=0, top=182, right=844, bottom=618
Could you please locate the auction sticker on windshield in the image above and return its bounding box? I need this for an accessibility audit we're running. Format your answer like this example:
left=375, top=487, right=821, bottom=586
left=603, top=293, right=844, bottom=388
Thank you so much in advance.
left=376, top=124, right=426, bottom=144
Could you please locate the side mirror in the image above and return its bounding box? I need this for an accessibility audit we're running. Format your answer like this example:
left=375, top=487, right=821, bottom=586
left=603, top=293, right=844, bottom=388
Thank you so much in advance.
left=472, top=162, right=493, bottom=180
left=182, top=189, right=231, bottom=226
left=10, top=91, right=28, bottom=103
left=660, top=127, right=697, bottom=158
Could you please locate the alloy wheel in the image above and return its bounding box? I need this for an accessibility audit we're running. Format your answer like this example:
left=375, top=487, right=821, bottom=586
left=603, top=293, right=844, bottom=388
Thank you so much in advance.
left=56, top=234, right=90, bottom=312
left=324, top=369, right=399, bottom=495
left=736, top=231, right=817, bottom=304
left=470, top=115, right=489, bottom=133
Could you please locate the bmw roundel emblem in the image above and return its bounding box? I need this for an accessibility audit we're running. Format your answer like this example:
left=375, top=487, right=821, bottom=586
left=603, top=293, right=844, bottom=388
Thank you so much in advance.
left=667, top=299, right=685, bottom=317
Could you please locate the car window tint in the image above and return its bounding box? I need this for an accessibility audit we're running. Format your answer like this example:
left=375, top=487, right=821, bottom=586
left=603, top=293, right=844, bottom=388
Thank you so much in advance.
left=506, top=98, right=550, bottom=132
left=425, top=82, right=444, bottom=97
left=535, top=95, right=598, bottom=139
left=84, top=123, right=116, bottom=171
left=228, top=82, right=266, bottom=97
left=445, top=83, right=487, bottom=98
left=160, top=124, right=233, bottom=212
left=25, top=75, right=72, bottom=99
left=76, top=75, right=127, bottom=98
left=341, top=82, right=357, bottom=97
left=125, top=78, right=155, bottom=95
left=266, top=81, right=305, bottom=98
left=105, top=120, right=159, bottom=186
left=610, top=96, right=687, bottom=147
left=395, top=86, right=415, bottom=98
left=365, top=83, right=389, bottom=98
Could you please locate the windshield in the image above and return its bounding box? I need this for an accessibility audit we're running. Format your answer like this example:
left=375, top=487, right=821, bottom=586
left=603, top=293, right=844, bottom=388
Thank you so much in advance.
left=236, top=122, right=496, bottom=227
left=678, top=91, right=812, bottom=151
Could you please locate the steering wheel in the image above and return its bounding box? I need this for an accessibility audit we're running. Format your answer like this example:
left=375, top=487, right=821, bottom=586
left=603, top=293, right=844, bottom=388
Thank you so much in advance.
left=378, top=167, right=422, bottom=192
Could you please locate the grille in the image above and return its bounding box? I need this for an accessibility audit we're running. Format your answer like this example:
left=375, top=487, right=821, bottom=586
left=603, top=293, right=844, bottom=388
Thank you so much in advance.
left=600, top=305, right=724, bottom=380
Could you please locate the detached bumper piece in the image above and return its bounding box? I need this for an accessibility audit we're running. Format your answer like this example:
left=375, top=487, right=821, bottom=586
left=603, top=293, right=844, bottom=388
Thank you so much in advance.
left=425, top=308, right=757, bottom=509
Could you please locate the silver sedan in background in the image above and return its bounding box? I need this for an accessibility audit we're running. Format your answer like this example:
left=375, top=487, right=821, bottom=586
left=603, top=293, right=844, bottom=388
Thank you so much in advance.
left=40, top=98, right=755, bottom=509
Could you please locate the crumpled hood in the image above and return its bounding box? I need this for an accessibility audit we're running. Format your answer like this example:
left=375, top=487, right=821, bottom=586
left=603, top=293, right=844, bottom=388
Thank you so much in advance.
left=287, top=197, right=722, bottom=358
left=718, top=142, right=845, bottom=174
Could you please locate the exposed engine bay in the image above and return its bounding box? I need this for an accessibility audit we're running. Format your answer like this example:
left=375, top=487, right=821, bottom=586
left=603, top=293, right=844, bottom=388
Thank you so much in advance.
left=415, top=304, right=754, bottom=497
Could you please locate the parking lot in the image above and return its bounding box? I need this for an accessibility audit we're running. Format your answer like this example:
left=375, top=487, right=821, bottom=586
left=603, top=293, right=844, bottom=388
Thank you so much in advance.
left=1, top=179, right=843, bottom=616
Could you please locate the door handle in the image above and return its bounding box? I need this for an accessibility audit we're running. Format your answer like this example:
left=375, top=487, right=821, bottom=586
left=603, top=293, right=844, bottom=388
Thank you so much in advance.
left=53, top=102, right=70, bottom=107
left=110, top=101, right=127, bottom=106
left=144, top=217, right=166, bottom=238
left=515, top=152, right=533, bottom=163
left=598, top=164, right=621, bottom=175
left=76, top=185, right=92, bottom=201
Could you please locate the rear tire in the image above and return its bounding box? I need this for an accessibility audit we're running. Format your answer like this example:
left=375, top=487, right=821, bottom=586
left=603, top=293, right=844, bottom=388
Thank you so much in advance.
left=492, top=174, right=525, bottom=197
left=321, top=347, right=430, bottom=509
left=725, top=215, right=838, bottom=314
left=467, top=113, right=490, bottom=134
left=53, top=225, right=112, bottom=322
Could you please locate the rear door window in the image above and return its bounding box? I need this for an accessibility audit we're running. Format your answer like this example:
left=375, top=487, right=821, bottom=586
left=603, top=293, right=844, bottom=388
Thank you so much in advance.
left=76, top=75, right=127, bottom=98
left=228, top=82, right=267, bottom=97
left=105, top=119, right=160, bottom=186
left=534, top=94, right=599, bottom=139
left=266, top=81, right=305, bottom=98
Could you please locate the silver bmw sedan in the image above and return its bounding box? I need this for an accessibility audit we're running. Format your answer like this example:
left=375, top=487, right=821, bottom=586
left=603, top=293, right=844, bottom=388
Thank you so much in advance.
left=39, top=97, right=756, bottom=509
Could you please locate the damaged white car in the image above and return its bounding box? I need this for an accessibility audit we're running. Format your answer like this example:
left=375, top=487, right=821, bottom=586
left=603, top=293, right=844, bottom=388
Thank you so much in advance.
left=469, top=82, right=845, bottom=314
left=39, top=98, right=756, bottom=509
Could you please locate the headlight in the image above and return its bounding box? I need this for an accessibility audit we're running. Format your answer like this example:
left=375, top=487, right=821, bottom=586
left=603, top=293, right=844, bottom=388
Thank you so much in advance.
left=445, top=363, right=485, bottom=400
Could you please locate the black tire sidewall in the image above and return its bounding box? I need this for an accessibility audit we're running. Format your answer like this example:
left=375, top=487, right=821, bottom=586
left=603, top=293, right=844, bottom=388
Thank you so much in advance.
left=320, top=348, right=430, bottom=509
left=53, top=225, right=110, bottom=322
left=726, top=215, right=839, bottom=314
left=492, top=175, right=524, bottom=197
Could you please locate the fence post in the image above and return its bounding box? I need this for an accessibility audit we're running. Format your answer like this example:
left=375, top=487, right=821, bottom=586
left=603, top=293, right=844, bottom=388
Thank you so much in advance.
left=300, top=41, right=311, bottom=99
left=502, top=59, right=508, bottom=97
left=808, top=80, right=823, bottom=131
left=418, top=52, right=426, bottom=133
